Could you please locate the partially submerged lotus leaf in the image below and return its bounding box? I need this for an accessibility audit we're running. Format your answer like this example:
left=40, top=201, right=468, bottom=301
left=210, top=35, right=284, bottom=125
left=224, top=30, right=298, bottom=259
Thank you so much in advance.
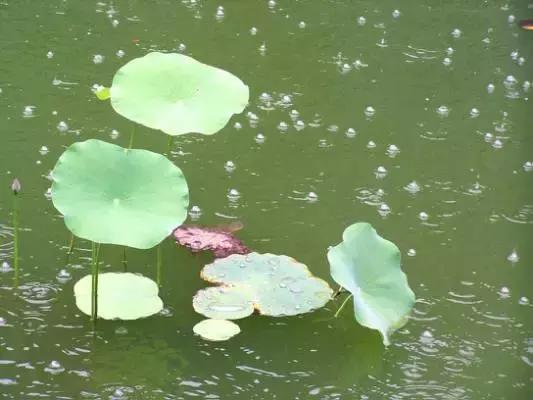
left=327, top=223, right=415, bottom=346
left=193, top=286, right=254, bottom=320
left=199, top=253, right=332, bottom=317
left=193, top=319, right=241, bottom=341
left=174, top=225, right=250, bottom=258
left=74, top=272, right=163, bottom=320
left=109, top=52, right=249, bottom=136
left=51, top=139, right=189, bottom=249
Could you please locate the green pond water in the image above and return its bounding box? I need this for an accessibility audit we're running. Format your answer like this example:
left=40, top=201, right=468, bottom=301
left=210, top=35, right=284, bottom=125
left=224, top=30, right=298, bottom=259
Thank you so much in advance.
left=1, top=0, right=532, bottom=398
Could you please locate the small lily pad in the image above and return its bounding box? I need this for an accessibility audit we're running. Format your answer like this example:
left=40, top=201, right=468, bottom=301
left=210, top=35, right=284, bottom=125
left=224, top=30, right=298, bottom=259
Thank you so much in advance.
left=197, top=253, right=332, bottom=318
left=74, top=272, right=163, bottom=320
left=193, top=286, right=254, bottom=320
left=174, top=225, right=250, bottom=258
left=51, top=139, right=189, bottom=249
left=327, top=223, right=416, bottom=345
left=109, top=52, right=249, bottom=136
left=193, top=319, right=241, bottom=341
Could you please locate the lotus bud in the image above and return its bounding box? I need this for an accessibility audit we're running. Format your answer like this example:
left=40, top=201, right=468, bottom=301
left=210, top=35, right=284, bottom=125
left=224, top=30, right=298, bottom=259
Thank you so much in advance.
left=11, top=178, right=21, bottom=195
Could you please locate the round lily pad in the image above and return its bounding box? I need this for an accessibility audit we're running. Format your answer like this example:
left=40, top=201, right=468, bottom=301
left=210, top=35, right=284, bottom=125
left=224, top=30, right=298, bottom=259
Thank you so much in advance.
left=51, top=139, right=189, bottom=249
left=74, top=272, right=163, bottom=320
left=198, top=253, right=332, bottom=317
left=193, top=286, right=254, bottom=320
left=193, top=319, right=241, bottom=341
left=109, top=52, right=249, bottom=136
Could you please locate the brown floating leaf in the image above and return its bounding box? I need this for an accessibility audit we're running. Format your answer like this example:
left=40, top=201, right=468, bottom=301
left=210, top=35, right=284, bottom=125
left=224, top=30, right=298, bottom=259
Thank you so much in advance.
left=173, top=224, right=250, bottom=258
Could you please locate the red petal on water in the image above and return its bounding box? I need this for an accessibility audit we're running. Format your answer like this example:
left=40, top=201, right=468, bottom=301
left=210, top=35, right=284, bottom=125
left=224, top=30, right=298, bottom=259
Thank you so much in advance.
left=173, top=225, right=250, bottom=258
left=520, top=20, right=533, bottom=30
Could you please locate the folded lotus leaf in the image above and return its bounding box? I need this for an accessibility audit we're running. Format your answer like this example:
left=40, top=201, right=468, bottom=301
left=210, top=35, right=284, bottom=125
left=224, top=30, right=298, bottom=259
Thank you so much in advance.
left=193, top=319, right=241, bottom=341
left=327, top=223, right=415, bottom=345
left=109, top=52, right=249, bottom=136
left=198, top=253, right=332, bottom=317
left=51, top=139, right=189, bottom=249
left=74, top=272, right=163, bottom=320
left=174, top=225, right=250, bottom=258
left=193, top=286, right=254, bottom=320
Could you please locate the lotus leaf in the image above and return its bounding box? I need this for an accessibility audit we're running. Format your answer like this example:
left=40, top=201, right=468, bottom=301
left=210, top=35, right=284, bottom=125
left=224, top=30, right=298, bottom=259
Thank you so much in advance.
left=74, top=272, right=163, bottom=320
left=193, top=286, right=254, bottom=320
left=198, top=253, right=332, bottom=318
left=174, top=225, right=250, bottom=258
left=193, top=319, right=241, bottom=341
left=51, top=139, right=189, bottom=249
left=108, top=52, right=249, bottom=136
left=327, top=223, right=415, bottom=345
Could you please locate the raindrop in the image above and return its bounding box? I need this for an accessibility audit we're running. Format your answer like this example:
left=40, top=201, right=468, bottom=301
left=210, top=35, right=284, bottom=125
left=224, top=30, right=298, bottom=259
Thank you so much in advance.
left=510, top=50, right=519, bottom=61
left=442, top=57, right=452, bottom=66
left=392, top=9, right=401, bottom=18
left=0, top=317, right=6, bottom=326
left=504, top=75, right=517, bottom=89
left=518, top=296, right=529, bottom=306
left=255, top=133, right=265, bottom=144
left=259, top=42, right=267, bottom=55
left=112, top=19, right=119, bottom=27
left=1, top=261, right=12, bottom=273
left=418, top=211, right=429, bottom=221
left=357, top=16, right=366, bottom=26
left=367, top=140, right=376, bottom=149
left=507, top=250, right=519, bottom=263
left=56, top=269, right=71, bottom=283
left=436, top=105, right=449, bottom=117
left=46, top=51, right=54, bottom=59
left=470, top=108, right=480, bottom=118
left=498, top=286, right=510, bottom=298
left=407, top=249, right=416, bottom=257
left=386, top=144, right=400, bottom=157
left=523, top=81, right=531, bottom=91
left=92, top=54, right=104, bottom=64
left=250, top=27, right=258, bottom=35
left=446, top=47, right=454, bottom=55
left=115, top=326, right=128, bottom=335
left=364, top=106, right=375, bottom=117
left=404, top=181, right=420, bottom=194
left=39, top=146, right=49, bottom=155
left=234, top=122, right=242, bottom=130
left=277, top=121, right=289, bottom=132
left=281, top=94, right=292, bottom=104
left=227, top=189, right=240, bottom=201
left=189, top=205, right=202, bottom=220
left=451, top=28, right=462, bottom=38
left=23, top=106, right=35, bottom=118
left=289, top=109, right=300, bottom=120
left=378, top=203, right=391, bottom=217
left=421, top=330, right=433, bottom=339
left=341, top=63, right=351, bottom=73
left=487, top=83, right=495, bottom=93
left=307, top=192, right=318, bottom=202
left=484, top=132, right=493, bottom=142
left=523, top=161, right=533, bottom=172
left=507, top=14, right=515, bottom=23
left=116, top=49, right=125, bottom=58
left=375, top=166, right=387, bottom=179
left=110, top=129, right=120, bottom=140
left=298, top=21, right=306, bottom=29
left=327, top=124, right=339, bottom=133
left=295, top=120, right=305, bottom=130
left=44, top=360, right=65, bottom=375
left=224, top=160, right=236, bottom=172
left=113, top=388, right=125, bottom=398
left=345, top=128, right=356, bottom=138
left=57, top=121, right=68, bottom=132
left=353, top=59, right=368, bottom=69
left=492, top=139, right=503, bottom=149
left=177, top=43, right=186, bottom=52
left=267, top=0, right=276, bottom=8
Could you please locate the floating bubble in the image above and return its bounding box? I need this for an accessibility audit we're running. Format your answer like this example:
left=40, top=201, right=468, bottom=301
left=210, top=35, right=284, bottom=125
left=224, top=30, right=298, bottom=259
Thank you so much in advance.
left=93, top=54, right=104, bottom=64
left=504, top=75, right=517, bottom=89
left=255, top=133, right=265, bottom=144
left=116, top=49, right=125, bottom=58
left=357, top=16, right=366, bottom=26
left=507, top=250, right=519, bottom=263
left=364, top=106, right=375, bottom=117
left=295, top=120, right=305, bottom=130
left=298, top=21, right=306, bottom=29
left=518, top=296, right=529, bottom=306
left=498, top=286, right=510, bottom=298
left=378, top=203, right=391, bottom=217
left=523, top=81, right=531, bottom=91
left=367, top=140, right=376, bottom=149
left=56, top=269, right=72, bottom=283
left=470, top=108, right=480, bottom=118
left=523, top=161, right=533, bottom=172
left=277, top=121, right=289, bottom=132
left=1, top=261, right=12, bottom=273
left=492, top=139, right=503, bottom=149
left=289, top=109, right=300, bottom=120
left=215, top=6, right=225, bottom=20
left=451, top=28, right=462, bottom=38
left=57, top=121, right=68, bottom=132
left=508, top=14, right=515, bottom=23
left=407, top=249, right=416, bottom=257
left=446, top=47, right=454, bottom=55
left=443, top=57, right=452, bottom=66
left=0, top=317, right=6, bottom=326
left=224, top=160, right=236, bottom=173
left=234, top=122, right=242, bottom=130
left=404, top=181, right=421, bottom=194
left=115, top=326, right=128, bottom=335
left=227, top=189, right=240, bottom=201
left=267, top=0, right=276, bottom=8
left=306, top=192, right=318, bottom=202
left=353, top=59, right=368, bottom=69
left=39, top=146, right=49, bottom=155
left=327, top=124, right=339, bottom=133
left=112, top=19, right=119, bottom=27
left=110, top=129, right=119, bottom=139
left=189, top=205, right=202, bottom=220
left=518, top=57, right=525, bottom=66
left=436, top=105, right=449, bottom=117
left=484, top=132, right=493, bottom=142
left=375, top=166, right=387, bottom=179
left=250, top=27, right=258, bottom=35
left=418, top=211, right=429, bottom=221
left=177, top=43, right=186, bottom=52
left=44, top=360, right=65, bottom=375
left=23, top=105, right=35, bottom=118
left=46, top=51, right=54, bottom=59
left=392, top=9, right=401, bottom=18
left=259, top=42, right=267, bottom=54
left=487, top=83, right=495, bottom=93
left=386, top=144, right=400, bottom=157
left=345, top=128, right=356, bottom=138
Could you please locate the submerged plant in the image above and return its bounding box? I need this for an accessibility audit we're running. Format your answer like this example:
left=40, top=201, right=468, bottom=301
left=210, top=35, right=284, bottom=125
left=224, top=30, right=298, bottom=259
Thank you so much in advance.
left=10, top=178, right=21, bottom=286
left=327, top=223, right=415, bottom=346
left=74, top=272, right=163, bottom=320
left=194, top=253, right=332, bottom=319
left=97, top=52, right=249, bottom=136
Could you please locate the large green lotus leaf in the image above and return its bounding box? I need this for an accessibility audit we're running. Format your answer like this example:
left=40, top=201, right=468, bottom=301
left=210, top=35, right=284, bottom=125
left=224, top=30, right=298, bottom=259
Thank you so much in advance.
left=74, top=272, right=163, bottom=320
left=327, top=223, right=415, bottom=345
left=199, top=253, right=332, bottom=317
left=51, top=139, right=189, bottom=249
left=193, top=286, right=254, bottom=320
left=109, top=52, right=249, bottom=136
left=193, top=319, right=241, bottom=341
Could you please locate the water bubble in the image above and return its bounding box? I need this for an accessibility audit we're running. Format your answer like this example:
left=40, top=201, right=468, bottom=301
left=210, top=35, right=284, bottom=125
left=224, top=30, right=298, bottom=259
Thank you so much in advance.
left=259, top=92, right=272, bottom=102
left=267, top=0, right=276, bottom=8
left=386, top=144, right=400, bottom=157
left=446, top=47, right=454, bottom=55
left=523, top=161, right=533, bottom=172
left=115, top=326, right=128, bottom=335
left=177, top=43, right=186, bottom=52
left=57, top=121, right=68, bottom=132
left=498, top=286, right=510, bottom=298
left=46, top=51, right=54, bottom=59
left=492, top=139, right=503, bottom=149
left=507, top=250, right=519, bottom=263
left=259, top=42, right=267, bottom=55
left=113, top=388, right=125, bottom=398
left=0, top=317, right=6, bottom=326
left=367, top=140, right=376, bottom=149
left=418, top=211, right=429, bottom=221
left=255, top=133, right=265, bottom=144
left=281, top=94, right=292, bottom=104
left=306, top=192, right=318, bottom=202
left=523, top=81, right=531, bottom=91
left=189, top=205, right=202, bottom=220
left=484, top=132, right=493, bottom=142
left=357, top=16, right=366, bottom=26
left=504, top=75, right=517, bottom=89
left=215, top=7, right=225, bottom=20
left=470, top=108, right=480, bottom=118
left=451, top=28, right=462, bottom=38
left=442, top=57, right=452, bottom=66
left=116, top=49, right=125, bottom=58
left=364, top=106, right=375, bottom=117
left=407, top=249, right=417, bottom=257
left=227, top=189, right=240, bottom=201
left=341, top=63, right=351, bottom=73
left=378, top=203, right=391, bottom=217
left=1, top=261, right=12, bottom=273
left=507, top=14, right=515, bottom=23
left=404, top=181, right=420, bottom=194
left=392, top=9, right=401, bottom=18
left=327, top=124, right=339, bottom=133
left=110, top=129, right=120, bottom=140
left=295, top=120, right=305, bottom=130
left=234, top=122, right=242, bottom=130
left=298, top=21, right=306, bottom=29
left=250, top=27, right=258, bottom=35
left=93, top=54, right=104, bottom=64
left=289, top=110, right=300, bottom=121
left=224, top=160, right=236, bottom=172
left=56, top=269, right=71, bottom=283
left=436, top=105, right=449, bottom=117
left=39, top=146, right=49, bottom=155
left=277, top=121, right=289, bottom=132
left=23, top=105, right=35, bottom=118
left=518, top=296, right=529, bottom=306
left=510, top=50, right=519, bottom=61
left=44, top=360, right=65, bottom=375
left=375, top=166, right=387, bottom=179
left=421, top=330, right=433, bottom=340
left=345, top=128, right=356, bottom=138
left=112, top=19, right=119, bottom=27
left=487, top=83, right=495, bottom=93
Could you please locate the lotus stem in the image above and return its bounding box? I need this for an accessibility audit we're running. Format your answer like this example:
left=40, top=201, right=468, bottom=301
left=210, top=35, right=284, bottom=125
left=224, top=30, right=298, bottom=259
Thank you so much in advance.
left=91, top=242, right=101, bottom=322
left=156, top=244, right=162, bottom=286
left=122, top=247, right=127, bottom=271
left=66, top=233, right=75, bottom=264
left=334, top=294, right=353, bottom=318
left=166, top=136, right=173, bottom=155
left=332, top=285, right=344, bottom=298
left=12, top=191, right=19, bottom=287
left=128, top=124, right=136, bottom=149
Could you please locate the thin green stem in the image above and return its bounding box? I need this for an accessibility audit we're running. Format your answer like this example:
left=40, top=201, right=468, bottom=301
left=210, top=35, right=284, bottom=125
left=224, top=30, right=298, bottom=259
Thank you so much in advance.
left=156, top=244, right=162, bottom=287
left=334, top=294, right=353, bottom=318
left=91, top=242, right=101, bottom=323
left=66, top=233, right=75, bottom=264
left=128, top=124, right=136, bottom=149
left=332, top=285, right=343, bottom=298
left=166, top=135, right=173, bottom=155
left=12, top=194, right=19, bottom=287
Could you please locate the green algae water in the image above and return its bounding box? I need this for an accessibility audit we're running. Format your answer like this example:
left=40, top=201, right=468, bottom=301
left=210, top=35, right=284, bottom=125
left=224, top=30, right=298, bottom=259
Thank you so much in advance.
left=1, top=1, right=532, bottom=398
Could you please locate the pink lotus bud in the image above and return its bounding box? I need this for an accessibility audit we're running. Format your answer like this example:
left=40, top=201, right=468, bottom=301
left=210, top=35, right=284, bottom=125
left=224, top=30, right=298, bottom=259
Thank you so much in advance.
left=11, top=178, right=21, bottom=195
